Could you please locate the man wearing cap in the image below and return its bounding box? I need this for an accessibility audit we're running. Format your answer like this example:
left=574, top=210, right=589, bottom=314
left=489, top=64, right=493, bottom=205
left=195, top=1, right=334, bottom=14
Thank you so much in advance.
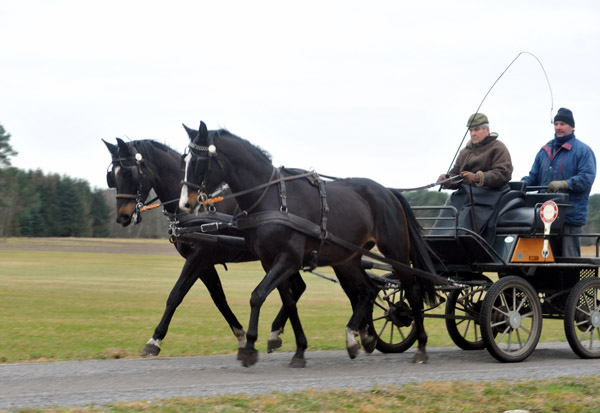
left=522, top=108, right=596, bottom=257
left=433, top=113, right=513, bottom=243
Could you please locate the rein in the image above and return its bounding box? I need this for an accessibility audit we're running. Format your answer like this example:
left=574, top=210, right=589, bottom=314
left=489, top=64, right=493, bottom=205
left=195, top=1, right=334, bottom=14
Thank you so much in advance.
left=396, top=175, right=463, bottom=192
left=185, top=169, right=319, bottom=208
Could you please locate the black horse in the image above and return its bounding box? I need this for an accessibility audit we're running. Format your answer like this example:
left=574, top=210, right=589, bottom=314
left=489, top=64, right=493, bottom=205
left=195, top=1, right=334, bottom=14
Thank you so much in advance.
left=179, top=121, right=439, bottom=367
left=103, top=137, right=306, bottom=358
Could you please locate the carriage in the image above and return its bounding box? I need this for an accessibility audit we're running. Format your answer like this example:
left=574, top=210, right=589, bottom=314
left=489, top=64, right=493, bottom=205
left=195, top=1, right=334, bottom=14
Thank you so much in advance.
left=105, top=125, right=600, bottom=367
left=368, top=181, right=600, bottom=362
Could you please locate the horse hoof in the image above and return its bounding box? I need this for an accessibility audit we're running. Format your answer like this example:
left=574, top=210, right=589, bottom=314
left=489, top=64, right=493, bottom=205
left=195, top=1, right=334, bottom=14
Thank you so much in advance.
left=413, top=351, right=429, bottom=364
left=141, top=343, right=160, bottom=357
left=239, top=348, right=259, bottom=367
left=361, top=336, right=377, bottom=354
left=347, top=343, right=361, bottom=359
left=267, top=337, right=283, bottom=353
left=289, top=357, right=306, bottom=368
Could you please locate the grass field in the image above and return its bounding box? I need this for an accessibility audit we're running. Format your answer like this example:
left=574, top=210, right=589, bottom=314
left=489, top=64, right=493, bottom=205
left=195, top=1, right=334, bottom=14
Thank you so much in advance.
left=0, top=237, right=578, bottom=364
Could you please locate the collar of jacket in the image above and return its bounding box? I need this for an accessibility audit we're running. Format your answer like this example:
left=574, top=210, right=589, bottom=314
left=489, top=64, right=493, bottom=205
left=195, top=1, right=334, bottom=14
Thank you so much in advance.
left=543, top=133, right=575, bottom=159
left=467, top=132, right=498, bottom=149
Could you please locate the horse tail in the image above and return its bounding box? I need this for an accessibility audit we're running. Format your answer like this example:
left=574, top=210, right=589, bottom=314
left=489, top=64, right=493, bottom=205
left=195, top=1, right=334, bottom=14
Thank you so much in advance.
left=389, top=188, right=440, bottom=306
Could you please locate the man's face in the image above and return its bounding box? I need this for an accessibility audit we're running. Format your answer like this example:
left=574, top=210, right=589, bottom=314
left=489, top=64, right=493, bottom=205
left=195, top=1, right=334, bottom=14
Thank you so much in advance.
left=554, top=121, right=574, bottom=137
left=469, top=125, right=489, bottom=145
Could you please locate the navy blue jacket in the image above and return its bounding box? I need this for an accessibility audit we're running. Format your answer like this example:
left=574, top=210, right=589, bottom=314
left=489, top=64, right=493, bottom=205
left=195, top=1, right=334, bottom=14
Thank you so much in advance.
left=522, top=134, right=596, bottom=225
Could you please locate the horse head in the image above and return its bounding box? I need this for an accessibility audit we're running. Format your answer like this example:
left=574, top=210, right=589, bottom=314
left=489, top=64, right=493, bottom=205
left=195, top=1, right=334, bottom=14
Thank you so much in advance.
left=179, top=121, right=227, bottom=213
left=103, top=137, right=153, bottom=226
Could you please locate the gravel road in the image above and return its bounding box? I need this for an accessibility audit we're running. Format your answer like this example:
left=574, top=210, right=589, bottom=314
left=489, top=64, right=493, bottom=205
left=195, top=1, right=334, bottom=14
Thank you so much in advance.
left=1, top=342, right=599, bottom=410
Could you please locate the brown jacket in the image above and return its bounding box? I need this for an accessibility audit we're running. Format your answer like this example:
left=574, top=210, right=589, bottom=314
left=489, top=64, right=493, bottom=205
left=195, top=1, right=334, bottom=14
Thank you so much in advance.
left=446, top=133, right=513, bottom=189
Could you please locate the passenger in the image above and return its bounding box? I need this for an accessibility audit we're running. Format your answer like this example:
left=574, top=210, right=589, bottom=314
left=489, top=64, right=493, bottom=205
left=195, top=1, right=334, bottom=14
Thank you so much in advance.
left=521, top=107, right=596, bottom=257
left=434, top=113, right=513, bottom=244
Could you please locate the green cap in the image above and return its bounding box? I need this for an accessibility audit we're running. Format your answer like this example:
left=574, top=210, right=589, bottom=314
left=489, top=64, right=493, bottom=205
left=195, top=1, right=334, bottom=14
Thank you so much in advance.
left=467, top=113, right=489, bottom=128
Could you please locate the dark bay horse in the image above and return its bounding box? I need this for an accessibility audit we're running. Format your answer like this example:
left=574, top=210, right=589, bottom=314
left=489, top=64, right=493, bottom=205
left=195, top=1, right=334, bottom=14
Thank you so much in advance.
left=103, top=137, right=305, bottom=358
left=179, top=121, right=439, bottom=367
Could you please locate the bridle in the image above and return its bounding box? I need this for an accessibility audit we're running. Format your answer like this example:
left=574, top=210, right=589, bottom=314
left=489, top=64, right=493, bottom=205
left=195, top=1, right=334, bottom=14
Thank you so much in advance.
left=106, top=151, right=152, bottom=218
left=180, top=131, right=222, bottom=212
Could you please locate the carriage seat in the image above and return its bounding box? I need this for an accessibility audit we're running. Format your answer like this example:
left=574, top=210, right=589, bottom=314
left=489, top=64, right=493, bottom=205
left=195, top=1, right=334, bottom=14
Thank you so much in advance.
left=496, top=191, right=569, bottom=235
left=495, top=181, right=526, bottom=218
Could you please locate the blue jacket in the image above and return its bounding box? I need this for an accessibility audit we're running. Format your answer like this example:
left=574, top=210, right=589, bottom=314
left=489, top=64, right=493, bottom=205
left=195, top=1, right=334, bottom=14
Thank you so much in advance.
left=522, top=134, right=596, bottom=225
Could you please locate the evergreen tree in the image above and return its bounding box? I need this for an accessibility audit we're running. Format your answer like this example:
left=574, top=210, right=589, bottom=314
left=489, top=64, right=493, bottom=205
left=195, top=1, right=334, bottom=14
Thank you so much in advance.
left=91, top=189, right=111, bottom=237
left=0, top=123, right=17, bottom=168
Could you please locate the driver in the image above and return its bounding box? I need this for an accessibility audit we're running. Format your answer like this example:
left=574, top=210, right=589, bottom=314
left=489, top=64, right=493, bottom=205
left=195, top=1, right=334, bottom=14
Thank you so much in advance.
left=433, top=113, right=513, bottom=243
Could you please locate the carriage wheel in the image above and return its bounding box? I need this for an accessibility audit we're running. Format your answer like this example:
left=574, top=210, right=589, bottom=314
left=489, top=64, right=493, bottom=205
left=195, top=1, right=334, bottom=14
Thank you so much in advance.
left=445, top=285, right=488, bottom=350
left=481, top=276, right=542, bottom=362
left=370, top=281, right=417, bottom=353
left=564, top=277, right=600, bottom=359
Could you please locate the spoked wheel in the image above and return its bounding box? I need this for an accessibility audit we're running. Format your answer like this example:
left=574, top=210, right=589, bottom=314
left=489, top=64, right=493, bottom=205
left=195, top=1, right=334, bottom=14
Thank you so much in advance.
left=370, top=279, right=417, bottom=353
left=481, top=276, right=542, bottom=362
left=445, top=285, right=488, bottom=350
left=564, top=277, right=600, bottom=359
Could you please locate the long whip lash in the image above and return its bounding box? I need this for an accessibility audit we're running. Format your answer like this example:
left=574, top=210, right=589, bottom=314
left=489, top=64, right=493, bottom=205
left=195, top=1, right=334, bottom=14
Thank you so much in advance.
left=445, top=51, right=554, bottom=176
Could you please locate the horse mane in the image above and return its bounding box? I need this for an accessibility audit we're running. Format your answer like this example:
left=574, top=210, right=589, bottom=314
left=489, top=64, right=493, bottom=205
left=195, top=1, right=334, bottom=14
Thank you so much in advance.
left=214, top=129, right=272, bottom=163
left=124, top=139, right=182, bottom=166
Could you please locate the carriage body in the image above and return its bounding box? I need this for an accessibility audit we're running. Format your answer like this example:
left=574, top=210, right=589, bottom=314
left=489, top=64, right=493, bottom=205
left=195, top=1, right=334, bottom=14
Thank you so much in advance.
left=400, top=182, right=600, bottom=362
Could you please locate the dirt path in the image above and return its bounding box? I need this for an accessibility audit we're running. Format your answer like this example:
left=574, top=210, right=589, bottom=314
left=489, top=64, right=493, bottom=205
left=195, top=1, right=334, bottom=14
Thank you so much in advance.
left=2, top=343, right=599, bottom=410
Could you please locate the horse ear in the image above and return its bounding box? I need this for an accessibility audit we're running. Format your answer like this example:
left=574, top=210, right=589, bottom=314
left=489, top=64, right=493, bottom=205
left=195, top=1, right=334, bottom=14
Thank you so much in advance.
left=182, top=123, right=197, bottom=140
left=198, top=121, right=208, bottom=142
left=102, top=139, right=118, bottom=156
left=116, top=137, right=129, bottom=154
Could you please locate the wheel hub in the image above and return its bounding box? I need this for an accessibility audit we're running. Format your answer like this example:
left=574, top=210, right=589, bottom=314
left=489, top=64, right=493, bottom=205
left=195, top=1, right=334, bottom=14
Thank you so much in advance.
left=591, top=310, right=600, bottom=328
left=508, top=311, right=522, bottom=329
left=388, top=301, right=413, bottom=328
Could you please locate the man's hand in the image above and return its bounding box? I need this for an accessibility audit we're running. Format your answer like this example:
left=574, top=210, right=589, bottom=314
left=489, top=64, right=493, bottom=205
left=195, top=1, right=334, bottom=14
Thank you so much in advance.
left=547, top=180, right=568, bottom=193
left=461, top=171, right=480, bottom=185
left=436, top=174, right=447, bottom=185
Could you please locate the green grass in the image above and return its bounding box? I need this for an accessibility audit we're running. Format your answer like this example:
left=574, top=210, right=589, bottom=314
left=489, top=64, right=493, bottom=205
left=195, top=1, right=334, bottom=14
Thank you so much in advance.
left=0, top=240, right=354, bottom=363
left=0, top=238, right=570, bottom=363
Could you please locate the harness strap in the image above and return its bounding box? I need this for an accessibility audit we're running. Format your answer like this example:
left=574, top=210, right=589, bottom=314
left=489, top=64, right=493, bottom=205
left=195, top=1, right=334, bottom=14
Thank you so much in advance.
left=306, top=175, right=329, bottom=270
left=277, top=167, right=288, bottom=213
left=235, top=210, right=450, bottom=286
left=236, top=167, right=278, bottom=217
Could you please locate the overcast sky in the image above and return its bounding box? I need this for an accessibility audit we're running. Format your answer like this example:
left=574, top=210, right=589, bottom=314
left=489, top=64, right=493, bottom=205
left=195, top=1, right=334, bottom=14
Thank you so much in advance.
left=2, top=1, right=599, bottom=195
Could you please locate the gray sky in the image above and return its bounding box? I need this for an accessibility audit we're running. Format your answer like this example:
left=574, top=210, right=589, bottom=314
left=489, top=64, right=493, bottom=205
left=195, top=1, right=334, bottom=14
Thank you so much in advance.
left=2, top=1, right=599, bottom=194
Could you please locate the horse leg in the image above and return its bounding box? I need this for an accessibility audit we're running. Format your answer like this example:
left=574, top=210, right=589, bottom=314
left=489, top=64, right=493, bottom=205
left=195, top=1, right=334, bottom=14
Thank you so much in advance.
left=406, top=283, right=428, bottom=363
left=199, top=265, right=247, bottom=352
left=334, top=262, right=378, bottom=359
left=142, top=257, right=199, bottom=356
left=239, top=257, right=299, bottom=367
left=276, top=279, right=308, bottom=368
left=267, top=272, right=306, bottom=353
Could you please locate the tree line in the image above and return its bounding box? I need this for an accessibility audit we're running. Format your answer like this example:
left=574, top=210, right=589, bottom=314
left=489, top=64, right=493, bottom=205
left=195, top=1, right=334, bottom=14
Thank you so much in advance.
left=1, top=122, right=600, bottom=240
left=0, top=123, right=173, bottom=238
